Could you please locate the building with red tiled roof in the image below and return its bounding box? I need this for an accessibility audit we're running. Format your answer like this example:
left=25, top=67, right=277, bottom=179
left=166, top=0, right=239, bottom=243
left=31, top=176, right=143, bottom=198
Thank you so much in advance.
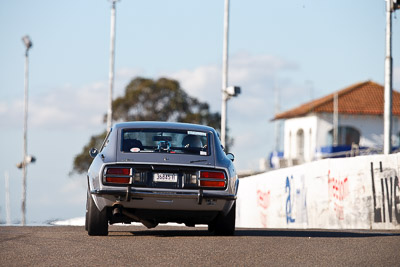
left=272, top=81, right=400, bottom=167
left=274, top=81, right=400, bottom=119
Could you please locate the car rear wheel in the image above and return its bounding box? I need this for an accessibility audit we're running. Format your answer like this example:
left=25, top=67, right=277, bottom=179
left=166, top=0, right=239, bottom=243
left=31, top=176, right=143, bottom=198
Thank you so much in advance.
left=209, top=202, right=236, bottom=236
left=87, top=192, right=109, bottom=236
left=85, top=192, right=89, bottom=231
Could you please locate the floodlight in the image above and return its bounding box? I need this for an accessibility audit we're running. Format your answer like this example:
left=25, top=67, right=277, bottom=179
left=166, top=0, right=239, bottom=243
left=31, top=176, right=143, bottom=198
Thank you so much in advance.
left=226, top=86, right=241, bottom=97
left=22, top=35, right=32, bottom=50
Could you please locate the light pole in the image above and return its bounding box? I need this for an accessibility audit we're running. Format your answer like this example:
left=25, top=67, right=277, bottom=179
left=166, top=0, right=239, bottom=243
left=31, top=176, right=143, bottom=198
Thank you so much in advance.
left=107, top=0, right=118, bottom=132
left=221, top=0, right=230, bottom=148
left=21, top=35, right=32, bottom=226
left=383, top=0, right=399, bottom=154
left=221, top=0, right=240, bottom=149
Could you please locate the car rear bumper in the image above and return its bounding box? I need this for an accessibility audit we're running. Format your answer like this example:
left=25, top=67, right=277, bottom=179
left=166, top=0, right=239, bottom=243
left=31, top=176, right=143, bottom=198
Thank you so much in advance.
left=91, top=188, right=236, bottom=204
left=90, top=187, right=237, bottom=227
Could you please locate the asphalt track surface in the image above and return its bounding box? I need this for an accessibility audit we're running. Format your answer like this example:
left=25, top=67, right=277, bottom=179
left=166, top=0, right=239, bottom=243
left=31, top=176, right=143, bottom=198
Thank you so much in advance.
left=1, top=225, right=399, bottom=266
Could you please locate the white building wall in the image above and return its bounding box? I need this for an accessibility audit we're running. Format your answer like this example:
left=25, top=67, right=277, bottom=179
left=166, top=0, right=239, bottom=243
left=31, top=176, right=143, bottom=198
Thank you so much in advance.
left=315, top=114, right=333, bottom=149
left=394, top=117, right=400, bottom=147
left=283, top=113, right=400, bottom=163
left=283, top=115, right=317, bottom=162
left=317, top=113, right=400, bottom=148
left=341, top=114, right=384, bottom=148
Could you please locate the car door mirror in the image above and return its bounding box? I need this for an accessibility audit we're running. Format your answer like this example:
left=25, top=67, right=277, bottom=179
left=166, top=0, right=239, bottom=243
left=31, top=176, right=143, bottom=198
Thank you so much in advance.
left=89, top=148, right=98, bottom=158
left=226, top=153, right=235, bottom=162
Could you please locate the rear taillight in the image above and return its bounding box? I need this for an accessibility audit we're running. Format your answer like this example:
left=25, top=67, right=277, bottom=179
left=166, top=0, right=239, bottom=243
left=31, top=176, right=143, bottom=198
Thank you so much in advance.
left=104, top=167, right=131, bottom=184
left=106, top=177, right=131, bottom=184
left=106, top=168, right=131, bottom=175
left=199, top=171, right=226, bottom=188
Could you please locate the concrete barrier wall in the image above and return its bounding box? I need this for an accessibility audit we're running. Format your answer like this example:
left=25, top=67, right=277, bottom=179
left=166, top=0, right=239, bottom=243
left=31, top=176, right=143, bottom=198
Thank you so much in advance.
left=236, top=153, right=400, bottom=229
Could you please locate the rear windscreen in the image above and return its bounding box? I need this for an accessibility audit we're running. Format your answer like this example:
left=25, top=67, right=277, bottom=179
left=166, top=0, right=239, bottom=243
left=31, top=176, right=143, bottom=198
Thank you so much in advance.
left=121, top=129, right=210, bottom=156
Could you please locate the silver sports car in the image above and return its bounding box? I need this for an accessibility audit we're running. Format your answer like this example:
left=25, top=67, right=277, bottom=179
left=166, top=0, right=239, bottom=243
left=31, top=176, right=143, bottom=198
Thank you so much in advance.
left=86, top=122, right=239, bottom=236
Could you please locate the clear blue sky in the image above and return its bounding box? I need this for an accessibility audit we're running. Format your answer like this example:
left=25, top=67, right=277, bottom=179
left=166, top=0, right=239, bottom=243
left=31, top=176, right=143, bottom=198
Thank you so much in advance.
left=0, top=0, right=399, bottom=224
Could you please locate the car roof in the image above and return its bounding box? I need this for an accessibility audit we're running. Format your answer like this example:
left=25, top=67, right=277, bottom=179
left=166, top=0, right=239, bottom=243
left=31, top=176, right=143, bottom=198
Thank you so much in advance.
left=113, top=121, right=215, bottom=132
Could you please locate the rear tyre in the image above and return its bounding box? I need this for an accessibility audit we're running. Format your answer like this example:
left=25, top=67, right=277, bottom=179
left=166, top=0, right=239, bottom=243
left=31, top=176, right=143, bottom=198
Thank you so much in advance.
left=87, top=193, right=109, bottom=236
left=85, top=192, right=89, bottom=231
left=210, top=202, right=236, bottom=236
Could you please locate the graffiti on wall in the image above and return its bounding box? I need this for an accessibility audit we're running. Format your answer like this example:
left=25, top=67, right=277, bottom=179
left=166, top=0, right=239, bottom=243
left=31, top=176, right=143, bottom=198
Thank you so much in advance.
left=286, top=176, right=295, bottom=224
left=256, top=189, right=270, bottom=227
left=370, top=162, right=400, bottom=223
left=237, top=154, right=400, bottom=230
left=328, top=170, right=349, bottom=220
left=285, top=175, right=308, bottom=225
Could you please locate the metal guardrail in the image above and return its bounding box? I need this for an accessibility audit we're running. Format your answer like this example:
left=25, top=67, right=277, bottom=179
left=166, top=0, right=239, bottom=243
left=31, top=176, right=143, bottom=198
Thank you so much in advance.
left=318, top=146, right=383, bottom=159
left=274, top=145, right=395, bottom=169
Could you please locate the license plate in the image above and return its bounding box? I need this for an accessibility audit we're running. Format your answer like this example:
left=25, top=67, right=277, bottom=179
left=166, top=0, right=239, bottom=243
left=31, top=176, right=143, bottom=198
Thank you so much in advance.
left=153, top=173, right=178, bottom=183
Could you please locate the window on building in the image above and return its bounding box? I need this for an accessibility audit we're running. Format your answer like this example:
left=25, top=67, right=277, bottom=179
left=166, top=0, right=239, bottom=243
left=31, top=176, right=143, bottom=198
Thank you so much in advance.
left=297, top=129, right=304, bottom=158
left=288, top=131, right=292, bottom=159
left=396, top=132, right=400, bottom=148
left=327, top=126, right=360, bottom=146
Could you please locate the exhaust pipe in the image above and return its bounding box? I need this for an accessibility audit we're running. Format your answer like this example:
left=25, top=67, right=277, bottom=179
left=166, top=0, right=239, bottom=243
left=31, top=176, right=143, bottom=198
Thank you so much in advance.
left=112, top=204, right=157, bottom=229
left=112, top=206, right=122, bottom=217
left=121, top=209, right=158, bottom=229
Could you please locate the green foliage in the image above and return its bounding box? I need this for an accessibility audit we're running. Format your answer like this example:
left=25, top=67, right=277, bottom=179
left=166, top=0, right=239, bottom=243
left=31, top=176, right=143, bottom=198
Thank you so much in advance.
left=110, top=77, right=220, bottom=129
left=72, top=77, right=223, bottom=175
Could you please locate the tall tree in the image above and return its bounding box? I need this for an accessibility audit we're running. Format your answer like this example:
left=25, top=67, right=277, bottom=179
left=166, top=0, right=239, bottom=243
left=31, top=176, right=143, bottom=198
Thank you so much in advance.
left=110, top=77, right=220, bottom=128
left=72, top=77, right=225, bottom=174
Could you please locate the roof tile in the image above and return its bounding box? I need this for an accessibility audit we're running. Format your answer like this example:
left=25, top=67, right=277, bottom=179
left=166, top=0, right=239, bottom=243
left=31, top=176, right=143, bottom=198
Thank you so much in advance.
left=274, top=81, right=400, bottom=120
